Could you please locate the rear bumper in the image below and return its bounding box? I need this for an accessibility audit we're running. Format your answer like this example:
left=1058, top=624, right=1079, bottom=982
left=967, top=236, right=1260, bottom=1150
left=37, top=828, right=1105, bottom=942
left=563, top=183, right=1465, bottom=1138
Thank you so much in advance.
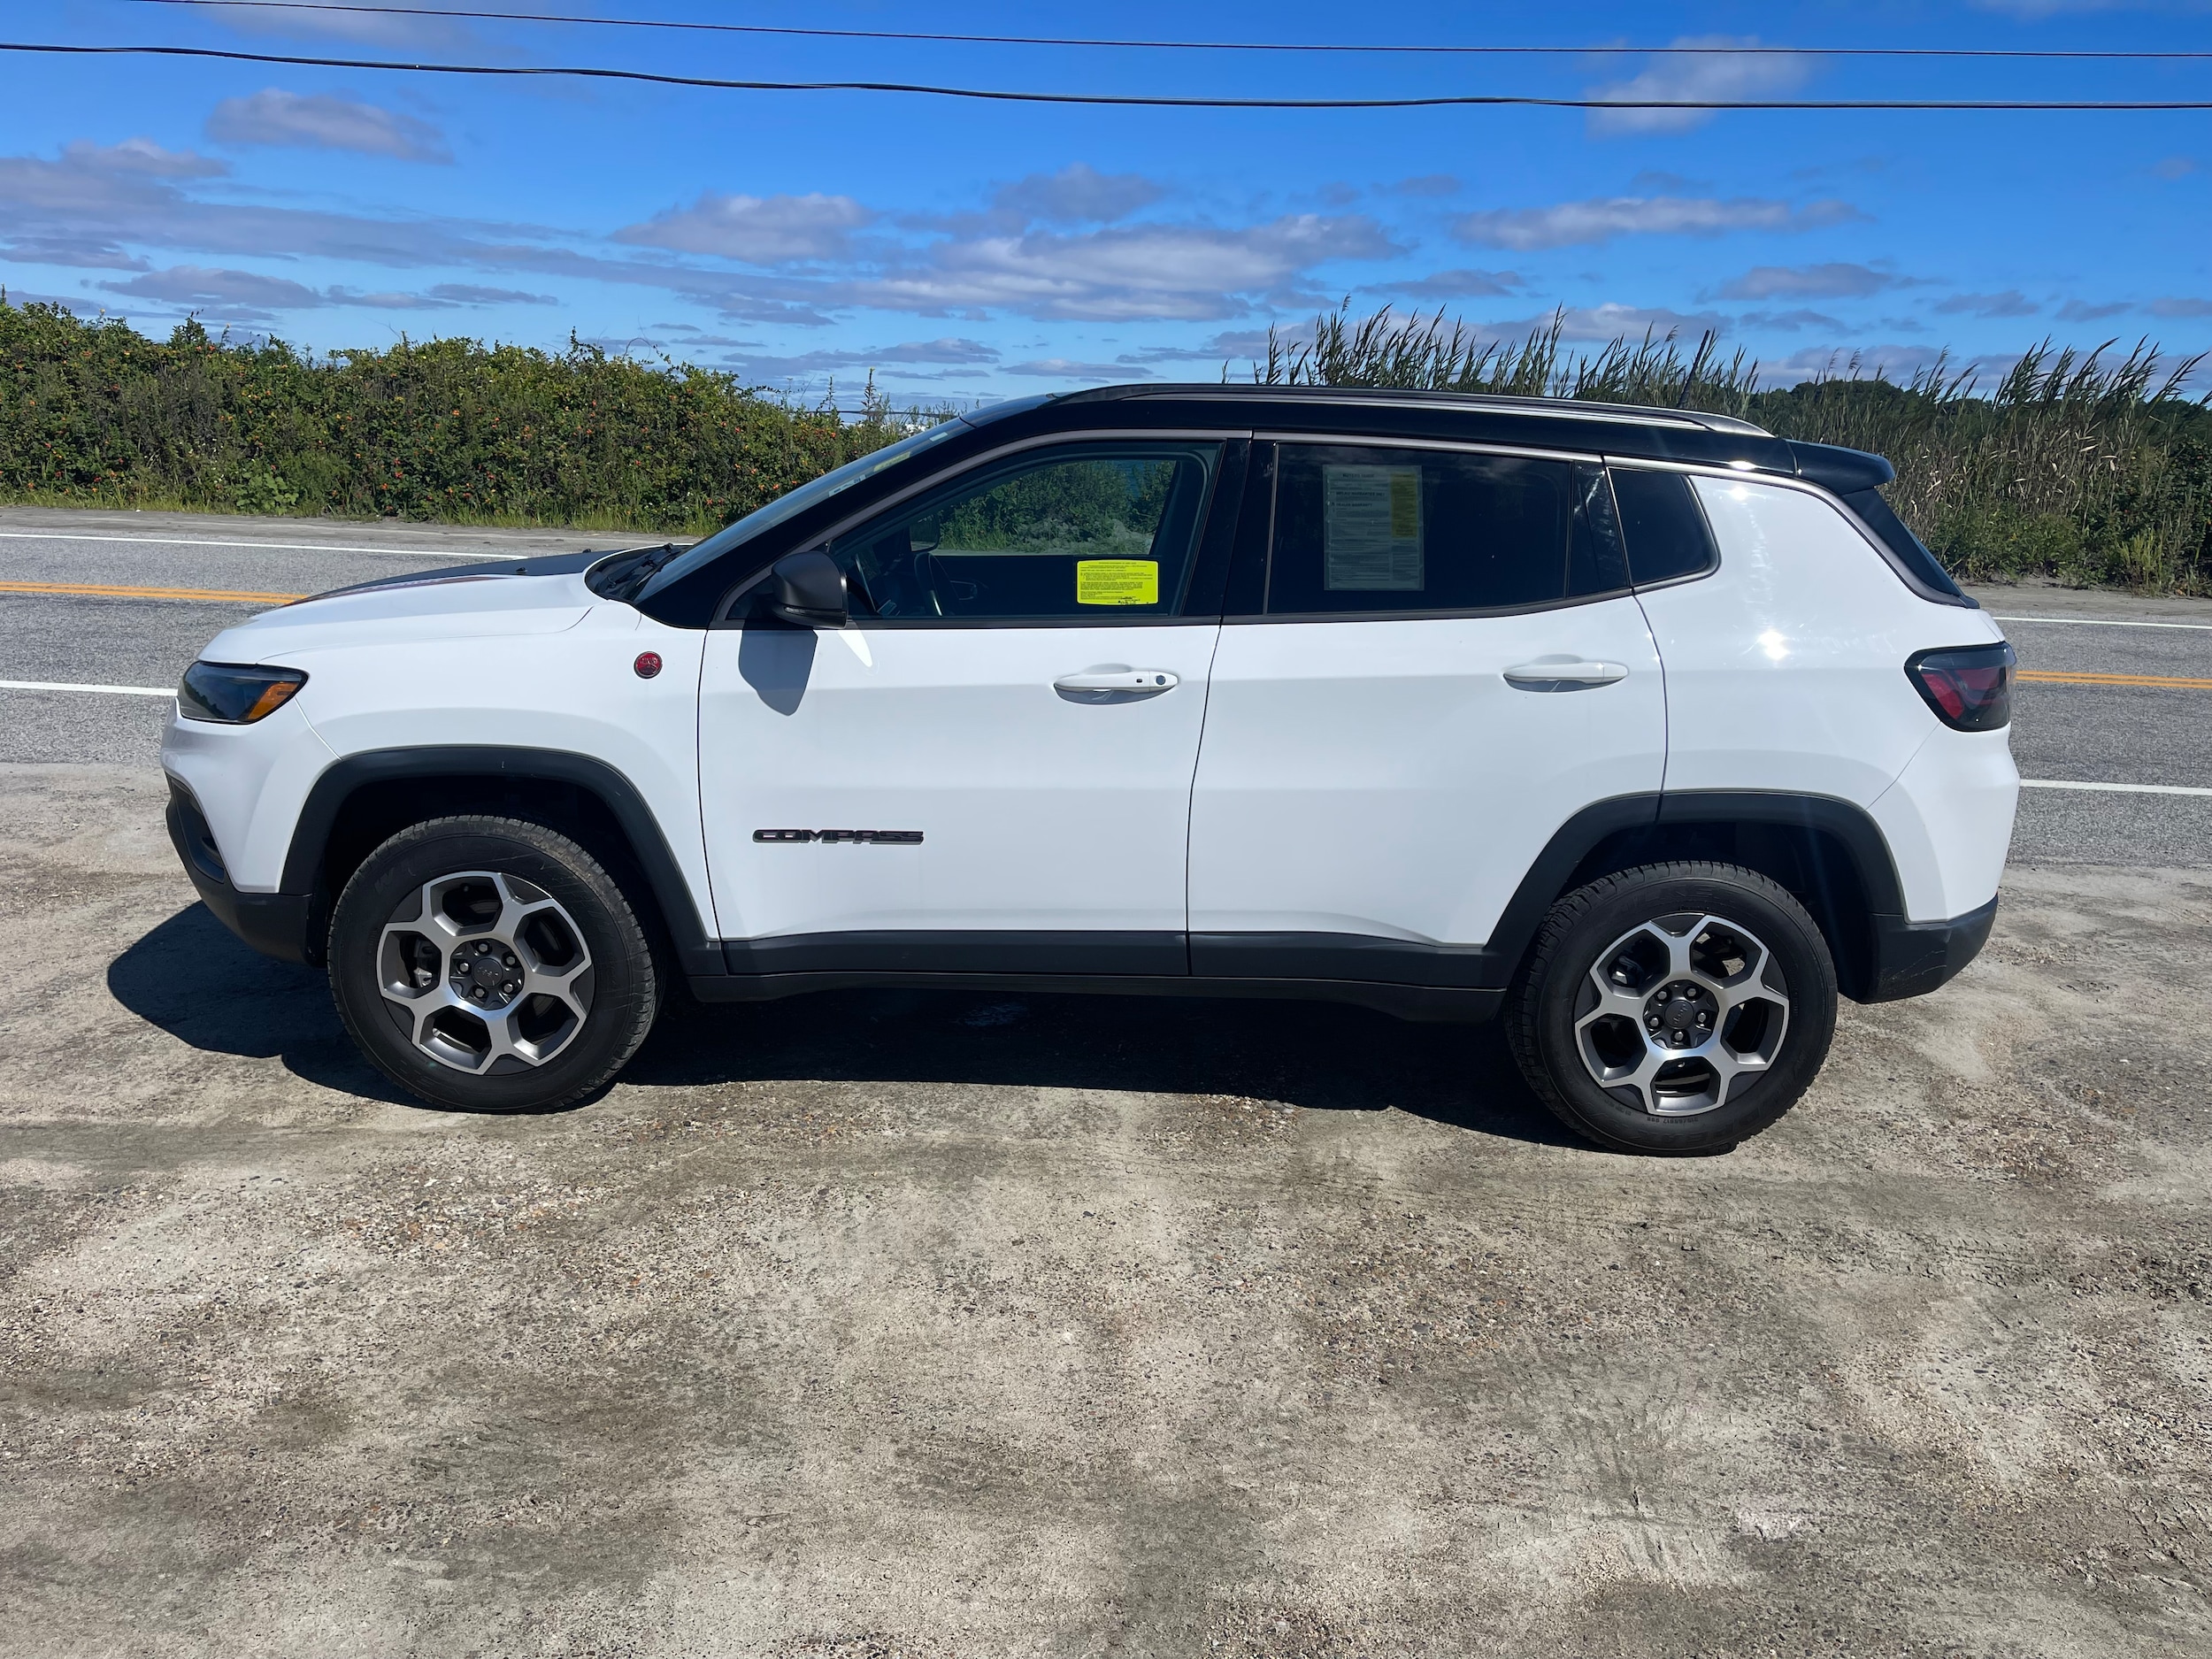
left=165, top=780, right=316, bottom=965
left=1861, top=896, right=1997, bottom=1002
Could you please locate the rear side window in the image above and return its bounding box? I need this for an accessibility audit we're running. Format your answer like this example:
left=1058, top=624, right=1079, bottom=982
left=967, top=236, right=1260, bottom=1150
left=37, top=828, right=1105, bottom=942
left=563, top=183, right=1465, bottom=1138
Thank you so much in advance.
left=1610, top=468, right=1718, bottom=587
left=1841, top=487, right=1967, bottom=601
left=1265, top=444, right=1630, bottom=616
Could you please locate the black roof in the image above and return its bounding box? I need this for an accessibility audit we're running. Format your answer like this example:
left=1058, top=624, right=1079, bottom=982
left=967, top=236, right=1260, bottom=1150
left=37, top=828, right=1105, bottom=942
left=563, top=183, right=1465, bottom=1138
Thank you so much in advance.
left=980, top=383, right=1893, bottom=493
left=635, top=380, right=1895, bottom=626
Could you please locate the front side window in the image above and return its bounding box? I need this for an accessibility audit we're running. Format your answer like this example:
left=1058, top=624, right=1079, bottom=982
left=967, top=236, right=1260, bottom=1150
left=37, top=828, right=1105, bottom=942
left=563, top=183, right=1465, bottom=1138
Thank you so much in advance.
left=1265, top=445, right=1628, bottom=617
left=824, top=442, right=1221, bottom=622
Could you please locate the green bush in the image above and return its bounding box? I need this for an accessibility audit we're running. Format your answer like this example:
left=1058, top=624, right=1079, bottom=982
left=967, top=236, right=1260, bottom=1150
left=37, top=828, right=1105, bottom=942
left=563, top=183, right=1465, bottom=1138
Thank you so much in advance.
left=0, top=299, right=927, bottom=535
left=8, top=295, right=2210, bottom=593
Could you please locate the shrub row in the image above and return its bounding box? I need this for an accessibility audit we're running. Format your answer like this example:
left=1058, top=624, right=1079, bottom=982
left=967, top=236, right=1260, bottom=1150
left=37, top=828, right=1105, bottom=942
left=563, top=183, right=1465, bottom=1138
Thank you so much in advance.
left=6, top=296, right=2209, bottom=590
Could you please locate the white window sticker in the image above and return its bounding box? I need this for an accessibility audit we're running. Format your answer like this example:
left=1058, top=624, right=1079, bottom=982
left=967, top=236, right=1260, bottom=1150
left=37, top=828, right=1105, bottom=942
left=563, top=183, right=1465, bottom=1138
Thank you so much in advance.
left=1323, top=464, right=1424, bottom=590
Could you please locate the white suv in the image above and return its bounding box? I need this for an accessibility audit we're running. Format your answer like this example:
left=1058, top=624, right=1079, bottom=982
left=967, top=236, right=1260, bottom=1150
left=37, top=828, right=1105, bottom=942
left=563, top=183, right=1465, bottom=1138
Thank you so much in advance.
left=161, top=388, right=2018, bottom=1151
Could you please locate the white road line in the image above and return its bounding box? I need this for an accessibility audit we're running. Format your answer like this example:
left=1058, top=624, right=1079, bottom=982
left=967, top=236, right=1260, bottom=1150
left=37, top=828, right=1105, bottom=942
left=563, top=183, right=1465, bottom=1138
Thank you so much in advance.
left=1994, top=614, right=2212, bottom=632
left=0, top=680, right=173, bottom=697
left=0, top=530, right=585, bottom=557
left=2021, top=778, right=2212, bottom=797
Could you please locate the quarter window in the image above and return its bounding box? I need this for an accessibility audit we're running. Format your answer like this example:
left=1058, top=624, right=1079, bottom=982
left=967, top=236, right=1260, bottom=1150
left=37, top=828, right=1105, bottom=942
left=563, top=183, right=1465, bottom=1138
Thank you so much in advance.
left=1610, top=467, right=1719, bottom=586
left=823, top=442, right=1221, bottom=622
left=1265, top=445, right=1629, bottom=616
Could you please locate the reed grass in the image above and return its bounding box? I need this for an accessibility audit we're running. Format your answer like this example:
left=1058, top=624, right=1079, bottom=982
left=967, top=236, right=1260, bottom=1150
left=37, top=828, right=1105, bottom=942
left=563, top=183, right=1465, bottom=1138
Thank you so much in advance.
left=1246, top=303, right=2212, bottom=594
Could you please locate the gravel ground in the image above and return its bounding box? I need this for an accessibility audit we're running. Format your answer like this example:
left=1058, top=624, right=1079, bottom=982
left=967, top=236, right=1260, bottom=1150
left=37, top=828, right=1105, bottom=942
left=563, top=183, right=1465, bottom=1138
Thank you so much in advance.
left=3, top=763, right=2208, bottom=1656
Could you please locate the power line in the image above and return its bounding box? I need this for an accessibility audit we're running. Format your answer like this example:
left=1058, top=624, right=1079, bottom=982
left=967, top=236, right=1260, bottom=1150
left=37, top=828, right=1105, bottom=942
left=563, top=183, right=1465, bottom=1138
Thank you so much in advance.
left=119, top=0, right=2212, bottom=62
left=12, top=40, right=2212, bottom=109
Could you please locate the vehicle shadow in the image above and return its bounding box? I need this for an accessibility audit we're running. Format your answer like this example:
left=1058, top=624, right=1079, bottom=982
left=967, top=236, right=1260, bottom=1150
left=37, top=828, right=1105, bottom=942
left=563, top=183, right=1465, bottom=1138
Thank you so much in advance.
left=106, top=903, right=419, bottom=1105
left=109, top=902, right=1580, bottom=1148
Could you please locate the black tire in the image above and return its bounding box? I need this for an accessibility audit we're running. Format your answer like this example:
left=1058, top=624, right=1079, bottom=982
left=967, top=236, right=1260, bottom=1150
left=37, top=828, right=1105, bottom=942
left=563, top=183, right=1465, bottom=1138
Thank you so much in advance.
left=328, top=815, right=660, bottom=1112
left=1507, top=861, right=1838, bottom=1154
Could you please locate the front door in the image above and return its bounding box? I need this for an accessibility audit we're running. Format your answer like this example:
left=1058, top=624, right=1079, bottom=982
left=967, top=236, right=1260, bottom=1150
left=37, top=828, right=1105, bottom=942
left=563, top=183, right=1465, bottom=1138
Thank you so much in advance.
left=1187, top=441, right=1667, bottom=983
left=699, top=439, right=1231, bottom=976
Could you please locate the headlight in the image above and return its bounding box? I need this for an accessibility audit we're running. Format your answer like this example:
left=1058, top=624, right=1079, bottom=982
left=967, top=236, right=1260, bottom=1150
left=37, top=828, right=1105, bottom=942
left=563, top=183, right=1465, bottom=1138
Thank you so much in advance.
left=177, top=661, right=308, bottom=724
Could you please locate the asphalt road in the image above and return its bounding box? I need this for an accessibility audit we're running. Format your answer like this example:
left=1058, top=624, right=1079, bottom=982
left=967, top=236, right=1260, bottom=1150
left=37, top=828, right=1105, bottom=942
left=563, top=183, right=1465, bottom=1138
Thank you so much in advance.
left=2, top=503, right=2208, bottom=866
left=4, top=507, right=2211, bottom=1655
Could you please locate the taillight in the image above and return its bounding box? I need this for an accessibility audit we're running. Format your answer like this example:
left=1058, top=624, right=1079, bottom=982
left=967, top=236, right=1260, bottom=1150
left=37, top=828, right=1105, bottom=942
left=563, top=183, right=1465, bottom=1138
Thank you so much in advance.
left=1906, top=642, right=2015, bottom=732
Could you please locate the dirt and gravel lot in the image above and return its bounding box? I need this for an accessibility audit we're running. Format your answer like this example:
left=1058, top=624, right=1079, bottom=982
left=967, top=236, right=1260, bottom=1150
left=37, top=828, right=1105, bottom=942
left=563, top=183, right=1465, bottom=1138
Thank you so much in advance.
left=4, top=759, right=2209, bottom=1656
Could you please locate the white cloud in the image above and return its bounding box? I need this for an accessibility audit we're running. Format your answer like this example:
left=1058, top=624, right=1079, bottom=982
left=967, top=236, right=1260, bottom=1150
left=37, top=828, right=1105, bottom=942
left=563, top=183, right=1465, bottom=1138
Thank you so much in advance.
left=726, top=338, right=1001, bottom=380
left=207, top=91, right=450, bottom=164
left=2056, top=299, right=2133, bottom=322
left=1586, top=38, right=1812, bottom=136
left=847, top=215, right=1401, bottom=322
left=616, top=193, right=874, bottom=264
left=1716, top=262, right=1904, bottom=301
left=62, top=139, right=227, bottom=180
left=1550, top=303, right=1728, bottom=341
left=1933, top=290, right=2040, bottom=318
left=1003, top=358, right=1149, bottom=381
left=1376, top=268, right=1523, bottom=299
left=202, top=0, right=472, bottom=47
left=2148, top=296, right=2212, bottom=317
left=98, top=264, right=327, bottom=321
left=1455, top=196, right=1860, bottom=250
left=994, top=164, right=1164, bottom=225
left=1739, top=308, right=1848, bottom=333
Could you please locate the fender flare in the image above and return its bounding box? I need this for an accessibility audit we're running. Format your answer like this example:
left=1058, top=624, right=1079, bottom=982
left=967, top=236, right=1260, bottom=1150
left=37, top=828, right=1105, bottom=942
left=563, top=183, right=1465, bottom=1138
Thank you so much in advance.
left=280, top=745, right=718, bottom=973
left=1480, top=789, right=1910, bottom=995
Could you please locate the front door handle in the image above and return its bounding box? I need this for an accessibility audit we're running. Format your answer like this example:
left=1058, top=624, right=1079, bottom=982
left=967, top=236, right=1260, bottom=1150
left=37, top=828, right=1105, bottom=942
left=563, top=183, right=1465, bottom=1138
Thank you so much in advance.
left=1055, top=666, right=1179, bottom=698
left=1503, top=659, right=1628, bottom=687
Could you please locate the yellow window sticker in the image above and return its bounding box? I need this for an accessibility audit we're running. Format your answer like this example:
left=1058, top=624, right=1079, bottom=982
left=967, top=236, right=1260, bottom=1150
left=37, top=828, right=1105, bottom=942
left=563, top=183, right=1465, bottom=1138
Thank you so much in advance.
left=1076, top=558, right=1159, bottom=606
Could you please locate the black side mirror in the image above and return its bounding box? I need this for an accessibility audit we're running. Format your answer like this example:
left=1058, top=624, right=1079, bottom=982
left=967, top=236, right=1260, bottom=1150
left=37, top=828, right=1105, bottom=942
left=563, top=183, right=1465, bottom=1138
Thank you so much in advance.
left=767, top=549, right=849, bottom=628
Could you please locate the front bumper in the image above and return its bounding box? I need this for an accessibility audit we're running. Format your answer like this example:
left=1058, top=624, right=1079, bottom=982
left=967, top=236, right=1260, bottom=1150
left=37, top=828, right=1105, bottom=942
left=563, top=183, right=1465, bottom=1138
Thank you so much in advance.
left=1861, top=896, right=1998, bottom=1002
left=164, top=779, right=317, bottom=965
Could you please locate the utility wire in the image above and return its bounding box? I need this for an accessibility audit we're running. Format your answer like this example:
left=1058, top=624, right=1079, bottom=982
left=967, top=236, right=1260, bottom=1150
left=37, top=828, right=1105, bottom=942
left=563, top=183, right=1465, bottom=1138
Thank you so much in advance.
left=12, top=41, right=2212, bottom=108
left=119, top=0, right=2212, bottom=61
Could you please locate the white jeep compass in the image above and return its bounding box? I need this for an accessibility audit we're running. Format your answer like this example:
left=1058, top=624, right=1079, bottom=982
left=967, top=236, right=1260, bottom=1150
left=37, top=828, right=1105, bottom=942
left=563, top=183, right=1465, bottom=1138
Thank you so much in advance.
left=160, top=387, right=2017, bottom=1152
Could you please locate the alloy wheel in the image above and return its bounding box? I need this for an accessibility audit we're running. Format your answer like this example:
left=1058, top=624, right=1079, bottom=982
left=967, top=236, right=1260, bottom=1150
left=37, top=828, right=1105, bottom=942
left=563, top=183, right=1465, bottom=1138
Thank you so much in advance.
left=1571, top=911, right=1790, bottom=1116
left=375, top=871, right=595, bottom=1074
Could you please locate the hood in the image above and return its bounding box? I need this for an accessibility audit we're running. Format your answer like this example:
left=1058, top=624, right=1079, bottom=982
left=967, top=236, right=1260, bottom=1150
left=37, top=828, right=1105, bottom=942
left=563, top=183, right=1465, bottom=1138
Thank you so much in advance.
left=197, top=550, right=621, bottom=665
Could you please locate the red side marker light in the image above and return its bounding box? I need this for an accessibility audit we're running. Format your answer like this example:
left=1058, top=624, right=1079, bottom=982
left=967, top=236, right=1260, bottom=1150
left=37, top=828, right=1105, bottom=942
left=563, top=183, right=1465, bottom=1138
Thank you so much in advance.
left=634, top=651, right=664, bottom=680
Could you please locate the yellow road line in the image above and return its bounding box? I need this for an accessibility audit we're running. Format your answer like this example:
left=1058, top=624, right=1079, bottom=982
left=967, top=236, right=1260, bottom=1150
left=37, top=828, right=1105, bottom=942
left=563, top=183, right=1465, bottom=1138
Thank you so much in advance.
left=2017, top=668, right=2212, bottom=690
left=0, top=580, right=305, bottom=603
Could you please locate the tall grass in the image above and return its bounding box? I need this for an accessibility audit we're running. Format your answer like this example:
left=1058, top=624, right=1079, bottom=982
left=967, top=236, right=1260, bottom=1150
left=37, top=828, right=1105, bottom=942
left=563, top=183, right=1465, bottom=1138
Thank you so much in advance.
left=1246, top=304, right=2212, bottom=593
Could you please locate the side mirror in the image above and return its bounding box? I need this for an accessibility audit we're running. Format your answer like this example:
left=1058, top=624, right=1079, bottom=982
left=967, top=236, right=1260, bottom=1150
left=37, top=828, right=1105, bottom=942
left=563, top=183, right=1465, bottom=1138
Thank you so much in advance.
left=767, top=549, right=849, bottom=628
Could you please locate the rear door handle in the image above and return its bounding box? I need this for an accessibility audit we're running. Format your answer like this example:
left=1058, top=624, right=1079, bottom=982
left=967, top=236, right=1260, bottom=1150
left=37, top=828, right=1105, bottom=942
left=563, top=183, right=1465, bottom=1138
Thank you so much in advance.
left=1503, top=660, right=1628, bottom=687
left=1055, top=667, right=1179, bottom=695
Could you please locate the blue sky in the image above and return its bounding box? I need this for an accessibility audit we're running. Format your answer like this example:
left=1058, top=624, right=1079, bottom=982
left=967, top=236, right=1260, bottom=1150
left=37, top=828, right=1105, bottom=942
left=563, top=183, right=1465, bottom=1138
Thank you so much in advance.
left=4, top=0, right=2210, bottom=404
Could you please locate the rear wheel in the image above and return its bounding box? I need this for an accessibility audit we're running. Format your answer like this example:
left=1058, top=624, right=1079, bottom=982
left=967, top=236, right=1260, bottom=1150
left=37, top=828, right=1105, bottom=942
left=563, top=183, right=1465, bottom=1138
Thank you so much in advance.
left=1509, top=861, right=1838, bottom=1153
left=329, top=815, right=660, bottom=1111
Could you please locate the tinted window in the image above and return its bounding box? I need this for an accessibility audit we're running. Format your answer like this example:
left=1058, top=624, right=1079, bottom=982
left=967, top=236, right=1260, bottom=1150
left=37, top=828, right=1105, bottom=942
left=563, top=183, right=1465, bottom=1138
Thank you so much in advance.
left=1266, top=446, right=1626, bottom=616
left=1611, top=468, right=1718, bottom=586
left=1842, top=487, right=1965, bottom=600
left=823, top=443, right=1220, bottom=622
left=638, top=419, right=964, bottom=603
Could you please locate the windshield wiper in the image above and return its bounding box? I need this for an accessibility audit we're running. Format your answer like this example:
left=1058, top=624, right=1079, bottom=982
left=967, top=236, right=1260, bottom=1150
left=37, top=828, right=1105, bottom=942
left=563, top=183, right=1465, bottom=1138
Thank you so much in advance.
left=586, top=542, right=687, bottom=604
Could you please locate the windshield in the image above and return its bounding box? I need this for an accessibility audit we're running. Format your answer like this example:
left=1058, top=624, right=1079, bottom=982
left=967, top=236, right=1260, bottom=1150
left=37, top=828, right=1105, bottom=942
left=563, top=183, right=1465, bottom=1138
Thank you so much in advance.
left=635, top=419, right=967, bottom=603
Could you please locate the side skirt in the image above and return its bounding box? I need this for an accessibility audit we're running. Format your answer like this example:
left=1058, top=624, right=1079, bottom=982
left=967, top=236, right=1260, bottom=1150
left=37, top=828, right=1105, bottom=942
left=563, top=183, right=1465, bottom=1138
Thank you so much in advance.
left=686, top=969, right=1502, bottom=1025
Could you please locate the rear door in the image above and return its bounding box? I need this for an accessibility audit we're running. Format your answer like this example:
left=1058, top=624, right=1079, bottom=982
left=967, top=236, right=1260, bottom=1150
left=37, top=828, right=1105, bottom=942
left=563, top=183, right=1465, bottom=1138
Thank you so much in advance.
left=697, top=437, right=1236, bottom=976
left=1187, top=440, right=1666, bottom=985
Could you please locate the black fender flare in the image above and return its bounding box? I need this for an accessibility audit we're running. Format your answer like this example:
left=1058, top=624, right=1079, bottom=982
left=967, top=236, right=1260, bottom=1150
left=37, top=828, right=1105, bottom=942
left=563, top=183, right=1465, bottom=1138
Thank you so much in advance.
left=280, top=745, right=718, bottom=973
left=1480, top=789, right=1916, bottom=998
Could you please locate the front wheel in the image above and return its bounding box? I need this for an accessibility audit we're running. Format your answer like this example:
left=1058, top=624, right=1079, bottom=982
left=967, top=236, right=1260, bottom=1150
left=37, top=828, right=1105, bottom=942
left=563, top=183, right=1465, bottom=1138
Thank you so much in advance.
left=328, top=815, right=661, bottom=1112
left=1508, top=861, right=1838, bottom=1154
